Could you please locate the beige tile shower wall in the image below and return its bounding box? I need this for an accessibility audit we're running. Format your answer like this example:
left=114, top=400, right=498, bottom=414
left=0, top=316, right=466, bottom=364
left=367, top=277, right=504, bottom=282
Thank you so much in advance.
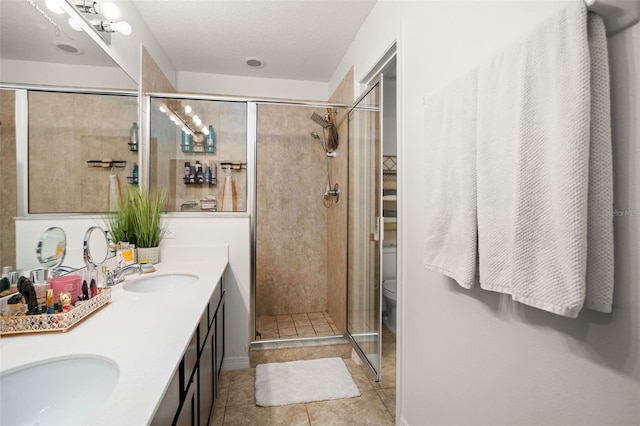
left=28, top=92, right=138, bottom=213
left=0, top=90, right=17, bottom=267
left=326, top=67, right=354, bottom=333
left=256, top=104, right=329, bottom=316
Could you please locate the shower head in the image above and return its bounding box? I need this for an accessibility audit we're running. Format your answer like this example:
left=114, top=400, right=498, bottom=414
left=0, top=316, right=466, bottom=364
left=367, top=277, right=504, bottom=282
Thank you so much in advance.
left=310, top=112, right=332, bottom=129
left=310, top=131, right=320, bottom=139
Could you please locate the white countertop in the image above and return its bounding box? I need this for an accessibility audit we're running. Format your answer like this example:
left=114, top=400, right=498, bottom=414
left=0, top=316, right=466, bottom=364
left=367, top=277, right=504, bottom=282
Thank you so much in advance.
left=0, top=252, right=228, bottom=425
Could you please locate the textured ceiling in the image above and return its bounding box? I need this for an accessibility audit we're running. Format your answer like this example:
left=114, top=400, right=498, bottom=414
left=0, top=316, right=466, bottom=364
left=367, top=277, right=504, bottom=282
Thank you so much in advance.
left=131, top=0, right=376, bottom=82
left=1, top=0, right=376, bottom=83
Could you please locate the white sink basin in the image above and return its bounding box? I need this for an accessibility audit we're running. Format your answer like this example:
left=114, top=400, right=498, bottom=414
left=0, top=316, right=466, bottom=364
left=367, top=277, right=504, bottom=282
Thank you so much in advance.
left=122, top=273, right=199, bottom=293
left=0, top=356, right=119, bottom=425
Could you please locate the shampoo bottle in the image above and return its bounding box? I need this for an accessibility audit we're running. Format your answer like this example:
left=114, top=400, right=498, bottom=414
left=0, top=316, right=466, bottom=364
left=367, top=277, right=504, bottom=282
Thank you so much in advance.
left=205, top=125, right=216, bottom=153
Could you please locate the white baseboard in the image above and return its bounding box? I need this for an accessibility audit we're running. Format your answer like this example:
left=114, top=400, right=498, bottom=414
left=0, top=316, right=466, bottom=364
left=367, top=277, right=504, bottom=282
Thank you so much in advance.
left=222, top=356, right=250, bottom=370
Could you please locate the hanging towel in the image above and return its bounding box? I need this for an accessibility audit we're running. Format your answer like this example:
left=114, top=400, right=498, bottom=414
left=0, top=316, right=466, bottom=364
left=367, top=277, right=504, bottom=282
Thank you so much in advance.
left=584, top=12, right=614, bottom=313
left=220, top=168, right=236, bottom=212
left=475, top=1, right=613, bottom=317
left=423, top=70, right=478, bottom=289
left=108, top=169, right=121, bottom=212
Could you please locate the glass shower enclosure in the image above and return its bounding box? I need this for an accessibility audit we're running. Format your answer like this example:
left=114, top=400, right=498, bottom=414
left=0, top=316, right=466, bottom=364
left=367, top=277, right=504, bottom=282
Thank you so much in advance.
left=347, top=75, right=383, bottom=380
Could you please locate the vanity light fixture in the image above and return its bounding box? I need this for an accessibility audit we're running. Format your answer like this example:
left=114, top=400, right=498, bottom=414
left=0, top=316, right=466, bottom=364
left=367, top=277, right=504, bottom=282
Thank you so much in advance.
left=155, top=100, right=212, bottom=141
left=57, top=0, right=132, bottom=46
left=94, top=20, right=132, bottom=36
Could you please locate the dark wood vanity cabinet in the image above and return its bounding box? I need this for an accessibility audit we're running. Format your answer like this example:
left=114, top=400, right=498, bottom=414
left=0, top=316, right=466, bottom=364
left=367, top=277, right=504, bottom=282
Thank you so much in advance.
left=152, top=278, right=225, bottom=426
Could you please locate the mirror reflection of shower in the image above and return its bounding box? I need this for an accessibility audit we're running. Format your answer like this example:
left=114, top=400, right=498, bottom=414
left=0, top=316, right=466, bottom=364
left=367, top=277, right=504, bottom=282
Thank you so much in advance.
left=310, top=110, right=340, bottom=208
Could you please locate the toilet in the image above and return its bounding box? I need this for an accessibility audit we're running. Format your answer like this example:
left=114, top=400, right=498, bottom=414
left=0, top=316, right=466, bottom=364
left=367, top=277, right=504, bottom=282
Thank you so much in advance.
left=382, top=245, right=397, bottom=334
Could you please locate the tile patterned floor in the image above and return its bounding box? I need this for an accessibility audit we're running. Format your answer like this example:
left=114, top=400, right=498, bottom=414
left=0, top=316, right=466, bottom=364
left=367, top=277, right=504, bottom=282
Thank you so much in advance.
left=211, top=326, right=397, bottom=426
left=256, top=312, right=342, bottom=340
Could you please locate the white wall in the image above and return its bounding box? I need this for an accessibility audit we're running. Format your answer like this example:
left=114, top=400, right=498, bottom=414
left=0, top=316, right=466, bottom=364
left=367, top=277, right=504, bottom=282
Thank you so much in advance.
left=176, top=71, right=328, bottom=101
left=331, top=1, right=640, bottom=425
left=0, top=59, right=136, bottom=90
left=15, top=215, right=251, bottom=369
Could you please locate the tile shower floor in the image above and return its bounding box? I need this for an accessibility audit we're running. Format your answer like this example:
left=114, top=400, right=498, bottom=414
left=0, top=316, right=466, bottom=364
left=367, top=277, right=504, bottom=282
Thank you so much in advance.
left=256, top=312, right=342, bottom=340
left=210, top=326, right=397, bottom=425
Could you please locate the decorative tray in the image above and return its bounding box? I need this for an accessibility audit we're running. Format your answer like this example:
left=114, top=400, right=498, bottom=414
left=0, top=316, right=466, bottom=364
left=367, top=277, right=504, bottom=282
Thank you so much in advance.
left=0, top=288, right=111, bottom=336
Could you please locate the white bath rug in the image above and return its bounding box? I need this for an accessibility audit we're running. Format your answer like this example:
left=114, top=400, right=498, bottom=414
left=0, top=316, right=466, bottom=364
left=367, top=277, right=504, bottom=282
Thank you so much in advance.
left=255, top=357, right=361, bottom=407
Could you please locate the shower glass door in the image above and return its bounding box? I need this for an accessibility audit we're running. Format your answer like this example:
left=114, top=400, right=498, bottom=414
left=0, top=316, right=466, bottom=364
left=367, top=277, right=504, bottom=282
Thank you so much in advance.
left=347, top=76, right=383, bottom=381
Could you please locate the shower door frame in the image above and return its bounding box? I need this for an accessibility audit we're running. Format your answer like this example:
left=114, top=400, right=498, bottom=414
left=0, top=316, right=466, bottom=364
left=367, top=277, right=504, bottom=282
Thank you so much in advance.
left=346, top=74, right=384, bottom=381
left=250, top=99, right=350, bottom=344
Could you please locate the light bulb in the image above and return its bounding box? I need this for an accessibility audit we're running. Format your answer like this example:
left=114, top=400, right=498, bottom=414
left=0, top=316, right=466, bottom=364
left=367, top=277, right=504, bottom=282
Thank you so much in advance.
left=68, top=17, right=83, bottom=32
left=185, top=105, right=192, bottom=114
left=109, top=21, right=132, bottom=36
left=100, top=2, right=120, bottom=20
left=193, top=115, right=200, bottom=124
left=202, top=126, right=209, bottom=135
left=159, top=106, right=166, bottom=113
left=45, top=0, right=64, bottom=14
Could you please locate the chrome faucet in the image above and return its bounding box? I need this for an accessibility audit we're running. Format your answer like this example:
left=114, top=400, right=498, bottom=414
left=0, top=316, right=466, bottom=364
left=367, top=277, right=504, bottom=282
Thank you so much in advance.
left=105, top=264, right=143, bottom=286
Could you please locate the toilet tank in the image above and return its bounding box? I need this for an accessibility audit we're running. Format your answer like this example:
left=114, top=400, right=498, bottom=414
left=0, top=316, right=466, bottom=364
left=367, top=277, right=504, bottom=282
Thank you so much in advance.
left=382, top=245, right=397, bottom=281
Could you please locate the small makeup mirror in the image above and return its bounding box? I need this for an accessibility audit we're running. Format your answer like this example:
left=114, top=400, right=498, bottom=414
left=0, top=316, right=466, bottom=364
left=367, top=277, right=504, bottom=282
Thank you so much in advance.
left=36, top=227, right=67, bottom=269
left=83, top=227, right=110, bottom=267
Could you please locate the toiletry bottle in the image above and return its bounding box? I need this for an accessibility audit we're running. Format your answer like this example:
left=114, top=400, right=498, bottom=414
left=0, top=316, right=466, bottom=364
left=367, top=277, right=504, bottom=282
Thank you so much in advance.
left=129, top=122, right=139, bottom=151
left=184, top=162, right=191, bottom=183
left=195, top=161, right=203, bottom=183
left=211, top=162, right=217, bottom=185
left=132, top=163, right=139, bottom=185
left=204, top=164, right=211, bottom=184
left=182, top=130, right=192, bottom=152
left=205, top=125, right=216, bottom=153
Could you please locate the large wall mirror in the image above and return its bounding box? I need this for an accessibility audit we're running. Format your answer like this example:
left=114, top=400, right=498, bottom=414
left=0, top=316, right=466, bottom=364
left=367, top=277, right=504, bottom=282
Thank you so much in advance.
left=0, top=0, right=138, bottom=268
left=150, top=96, right=248, bottom=213
left=28, top=90, right=138, bottom=213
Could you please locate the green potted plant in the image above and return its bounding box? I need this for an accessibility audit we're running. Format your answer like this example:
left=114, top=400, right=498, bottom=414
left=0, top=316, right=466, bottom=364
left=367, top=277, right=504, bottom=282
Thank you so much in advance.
left=104, top=191, right=132, bottom=249
left=127, top=186, right=167, bottom=264
left=105, top=186, right=166, bottom=264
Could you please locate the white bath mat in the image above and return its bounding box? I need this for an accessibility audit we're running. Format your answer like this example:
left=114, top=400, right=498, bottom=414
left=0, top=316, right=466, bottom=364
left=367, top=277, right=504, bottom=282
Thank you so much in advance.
left=255, top=357, right=361, bottom=407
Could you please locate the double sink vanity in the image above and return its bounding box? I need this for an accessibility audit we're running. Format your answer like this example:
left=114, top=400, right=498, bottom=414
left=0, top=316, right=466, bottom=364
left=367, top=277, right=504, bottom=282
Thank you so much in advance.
left=0, top=252, right=228, bottom=425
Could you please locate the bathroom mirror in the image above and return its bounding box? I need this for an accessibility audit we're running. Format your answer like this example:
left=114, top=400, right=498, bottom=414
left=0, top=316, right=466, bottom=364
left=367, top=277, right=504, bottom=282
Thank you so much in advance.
left=83, top=227, right=110, bottom=267
left=36, top=227, right=67, bottom=269
left=150, top=96, right=248, bottom=212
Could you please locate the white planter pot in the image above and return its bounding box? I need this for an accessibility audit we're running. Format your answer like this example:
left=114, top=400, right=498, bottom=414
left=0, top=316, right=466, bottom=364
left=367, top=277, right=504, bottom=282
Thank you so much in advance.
left=137, top=246, right=160, bottom=264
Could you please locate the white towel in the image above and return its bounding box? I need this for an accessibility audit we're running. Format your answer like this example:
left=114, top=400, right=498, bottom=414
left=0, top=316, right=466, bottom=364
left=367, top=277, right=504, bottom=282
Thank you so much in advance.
left=475, top=1, right=613, bottom=317
left=108, top=172, right=121, bottom=212
left=423, top=71, right=478, bottom=289
left=584, top=12, right=614, bottom=313
left=220, top=169, right=236, bottom=212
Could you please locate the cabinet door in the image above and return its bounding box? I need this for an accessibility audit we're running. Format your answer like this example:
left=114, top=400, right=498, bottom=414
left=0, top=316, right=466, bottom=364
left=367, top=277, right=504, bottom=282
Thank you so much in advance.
left=150, top=362, right=181, bottom=426
left=214, top=293, right=225, bottom=381
left=183, top=327, right=198, bottom=396
left=175, top=375, right=196, bottom=426
left=198, top=327, right=214, bottom=426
